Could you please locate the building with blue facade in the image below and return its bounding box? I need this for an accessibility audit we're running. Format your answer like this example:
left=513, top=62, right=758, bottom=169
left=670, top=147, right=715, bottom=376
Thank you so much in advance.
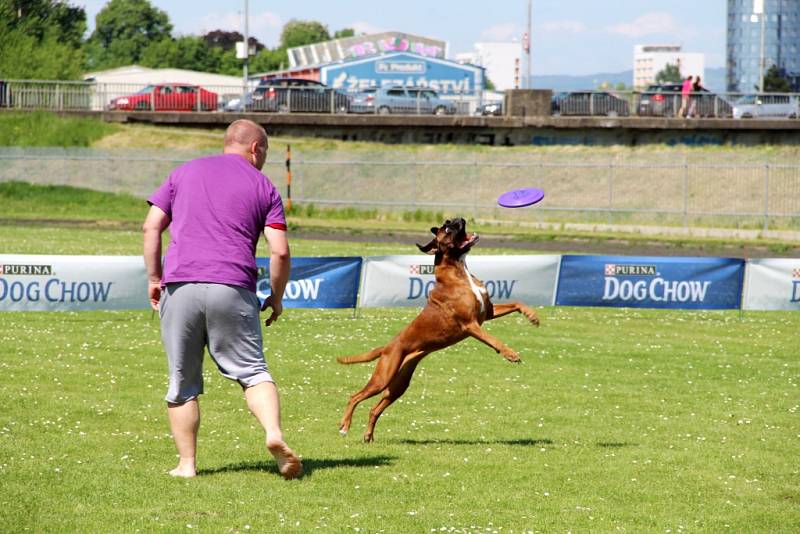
left=320, top=52, right=482, bottom=97
left=727, top=0, right=800, bottom=92
left=256, top=32, right=485, bottom=112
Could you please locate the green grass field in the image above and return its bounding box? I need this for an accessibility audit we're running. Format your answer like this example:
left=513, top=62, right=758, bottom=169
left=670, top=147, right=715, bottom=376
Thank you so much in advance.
left=1, top=307, right=798, bottom=532
left=1, top=127, right=799, bottom=531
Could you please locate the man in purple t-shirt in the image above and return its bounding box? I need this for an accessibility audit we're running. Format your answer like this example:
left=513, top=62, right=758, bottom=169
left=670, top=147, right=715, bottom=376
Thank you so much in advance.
left=142, top=119, right=302, bottom=480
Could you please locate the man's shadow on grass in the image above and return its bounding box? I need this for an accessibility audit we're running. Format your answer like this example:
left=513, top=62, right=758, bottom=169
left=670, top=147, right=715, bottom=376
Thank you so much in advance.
left=395, top=438, right=553, bottom=446
left=197, top=455, right=397, bottom=478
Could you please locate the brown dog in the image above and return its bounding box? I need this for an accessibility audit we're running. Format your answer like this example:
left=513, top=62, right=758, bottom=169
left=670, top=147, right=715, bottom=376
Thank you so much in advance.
left=338, top=218, right=540, bottom=442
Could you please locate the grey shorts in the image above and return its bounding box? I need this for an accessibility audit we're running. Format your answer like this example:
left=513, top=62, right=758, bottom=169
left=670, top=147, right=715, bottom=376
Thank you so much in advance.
left=159, top=282, right=273, bottom=404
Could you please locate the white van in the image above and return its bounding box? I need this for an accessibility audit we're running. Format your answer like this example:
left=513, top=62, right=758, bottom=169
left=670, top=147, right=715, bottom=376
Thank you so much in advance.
left=732, top=94, right=799, bottom=119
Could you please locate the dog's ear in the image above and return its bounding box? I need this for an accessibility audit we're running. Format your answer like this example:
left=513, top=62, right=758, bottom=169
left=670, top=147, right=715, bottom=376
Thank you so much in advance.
left=430, top=227, right=438, bottom=235
left=416, top=238, right=437, bottom=254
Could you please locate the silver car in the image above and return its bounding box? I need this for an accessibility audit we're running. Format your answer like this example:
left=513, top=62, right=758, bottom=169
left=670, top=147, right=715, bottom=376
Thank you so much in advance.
left=733, top=95, right=799, bottom=119
left=349, top=86, right=456, bottom=115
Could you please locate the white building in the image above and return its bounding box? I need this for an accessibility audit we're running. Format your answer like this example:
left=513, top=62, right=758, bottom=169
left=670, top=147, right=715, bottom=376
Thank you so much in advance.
left=456, top=41, right=522, bottom=91
left=633, top=45, right=704, bottom=89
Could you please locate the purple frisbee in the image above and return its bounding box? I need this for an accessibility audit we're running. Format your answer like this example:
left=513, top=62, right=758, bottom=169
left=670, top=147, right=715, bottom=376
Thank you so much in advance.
left=497, top=187, right=545, bottom=208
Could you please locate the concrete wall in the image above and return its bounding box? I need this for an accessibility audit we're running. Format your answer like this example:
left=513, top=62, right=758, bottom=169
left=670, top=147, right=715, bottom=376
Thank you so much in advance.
left=57, top=110, right=800, bottom=147
left=504, top=90, right=553, bottom=117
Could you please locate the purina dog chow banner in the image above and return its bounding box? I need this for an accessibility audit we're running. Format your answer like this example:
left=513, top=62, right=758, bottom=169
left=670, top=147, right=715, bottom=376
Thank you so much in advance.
left=556, top=255, right=745, bottom=310
left=359, top=255, right=560, bottom=308
left=743, top=259, right=800, bottom=311
left=0, top=254, right=149, bottom=311
left=256, top=256, right=362, bottom=309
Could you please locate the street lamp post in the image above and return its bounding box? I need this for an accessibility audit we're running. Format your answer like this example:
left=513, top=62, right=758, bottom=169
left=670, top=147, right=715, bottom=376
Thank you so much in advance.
left=525, top=0, right=532, bottom=89
left=243, top=0, right=249, bottom=108
left=754, top=0, right=765, bottom=93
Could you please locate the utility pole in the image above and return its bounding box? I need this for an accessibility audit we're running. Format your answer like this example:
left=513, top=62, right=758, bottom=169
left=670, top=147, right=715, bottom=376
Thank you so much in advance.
left=242, top=0, right=250, bottom=107
left=525, top=0, right=532, bottom=89
left=754, top=0, right=765, bottom=93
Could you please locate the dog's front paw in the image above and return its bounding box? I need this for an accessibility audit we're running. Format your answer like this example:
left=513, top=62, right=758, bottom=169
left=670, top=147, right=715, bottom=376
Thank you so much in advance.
left=503, top=350, right=521, bottom=363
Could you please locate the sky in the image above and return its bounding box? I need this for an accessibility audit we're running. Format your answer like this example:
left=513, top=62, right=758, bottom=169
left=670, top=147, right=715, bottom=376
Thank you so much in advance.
left=76, top=0, right=728, bottom=75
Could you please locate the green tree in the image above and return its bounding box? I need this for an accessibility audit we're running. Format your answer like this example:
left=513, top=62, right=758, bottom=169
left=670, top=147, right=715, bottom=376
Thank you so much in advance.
left=763, top=65, right=791, bottom=92
left=141, top=36, right=221, bottom=72
left=0, top=0, right=86, bottom=79
left=203, top=30, right=264, bottom=53
left=87, top=0, right=172, bottom=70
left=279, top=19, right=330, bottom=49
left=333, top=28, right=355, bottom=39
left=249, top=48, right=287, bottom=74
left=655, top=63, right=682, bottom=84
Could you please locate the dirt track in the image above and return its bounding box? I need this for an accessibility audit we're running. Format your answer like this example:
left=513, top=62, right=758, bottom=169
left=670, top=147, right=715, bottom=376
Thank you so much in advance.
left=291, top=228, right=800, bottom=259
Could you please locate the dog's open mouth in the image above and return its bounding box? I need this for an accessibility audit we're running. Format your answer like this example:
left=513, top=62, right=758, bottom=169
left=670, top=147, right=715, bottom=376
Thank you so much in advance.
left=458, top=232, right=479, bottom=249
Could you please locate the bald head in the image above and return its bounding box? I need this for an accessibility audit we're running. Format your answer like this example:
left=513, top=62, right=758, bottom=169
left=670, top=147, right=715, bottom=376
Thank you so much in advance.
left=224, top=119, right=268, bottom=169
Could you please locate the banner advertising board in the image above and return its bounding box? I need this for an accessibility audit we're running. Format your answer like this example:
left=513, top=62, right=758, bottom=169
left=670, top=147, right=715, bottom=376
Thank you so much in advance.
left=743, top=259, right=800, bottom=310
left=556, top=255, right=745, bottom=310
left=0, top=254, right=148, bottom=311
left=256, top=256, right=361, bottom=309
left=359, top=255, right=560, bottom=308
left=321, top=52, right=483, bottom=95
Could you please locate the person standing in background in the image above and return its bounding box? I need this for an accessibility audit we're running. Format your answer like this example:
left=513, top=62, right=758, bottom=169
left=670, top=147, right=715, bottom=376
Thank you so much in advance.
left=677, top=75, right=693, bottom=118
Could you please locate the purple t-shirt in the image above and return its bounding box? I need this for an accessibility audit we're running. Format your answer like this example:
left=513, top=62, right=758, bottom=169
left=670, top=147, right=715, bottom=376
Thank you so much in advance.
left=148, top=153, right=286, bottom=292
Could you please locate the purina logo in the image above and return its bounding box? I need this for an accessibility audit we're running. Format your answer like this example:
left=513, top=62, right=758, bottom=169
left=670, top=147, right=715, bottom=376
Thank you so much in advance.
left=0, top=264, right=54, bottom=276
left=604, top=264, right=657, bottom=276
left=409, top=265, right=435, bottom=275
left=792, top=268, right=800, bottom=279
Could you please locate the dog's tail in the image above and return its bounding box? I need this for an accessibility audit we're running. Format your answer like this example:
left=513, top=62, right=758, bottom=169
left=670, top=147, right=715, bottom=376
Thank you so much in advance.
left=337, top=347, right=382, bottom=365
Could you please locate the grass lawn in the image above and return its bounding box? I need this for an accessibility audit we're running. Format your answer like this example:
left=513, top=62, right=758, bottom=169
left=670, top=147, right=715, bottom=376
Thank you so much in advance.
left=1, top=307, right=798, bottom=532
left=1, top=146, right=798, bottom=531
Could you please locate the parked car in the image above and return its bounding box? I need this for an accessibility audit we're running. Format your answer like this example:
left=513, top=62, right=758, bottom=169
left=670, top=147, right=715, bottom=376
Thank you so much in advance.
left=241, top=77, right=349, bottom=113
left=551, top=91, right=630, bottom=117
left=477, top=100, right=503, bottom=116
left=732, top=94, right=799, bottom=119
left=636, top=83, right=732, bottom=118
left=108, top=83, right=218, bottom=111
left=350, top=86, right=456, bottom=115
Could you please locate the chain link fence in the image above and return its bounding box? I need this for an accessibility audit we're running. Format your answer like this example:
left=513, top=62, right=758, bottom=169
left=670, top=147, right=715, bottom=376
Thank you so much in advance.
left=1, top=147, right=799, bottom=231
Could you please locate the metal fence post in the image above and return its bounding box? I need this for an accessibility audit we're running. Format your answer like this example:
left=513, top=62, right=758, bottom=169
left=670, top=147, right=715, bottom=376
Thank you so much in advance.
left=473, top=153, right=479, bottom=219
left=607, top=158, right=614, bottom=224
left=413, top=160, right=418, bottom=209
left=763, top=163, right=770, bottom=231
left=683, top=157, right=689, bottom=228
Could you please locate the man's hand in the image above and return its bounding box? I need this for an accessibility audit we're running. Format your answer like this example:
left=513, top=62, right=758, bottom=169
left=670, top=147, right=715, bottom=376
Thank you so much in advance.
left=261, top=294, right=283, bottom=327
left=148, top=281, right=162, bottom=310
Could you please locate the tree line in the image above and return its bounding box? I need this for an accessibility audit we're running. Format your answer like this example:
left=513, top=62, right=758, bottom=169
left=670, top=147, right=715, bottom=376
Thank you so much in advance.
left=0, top=0, right=354, bottom=80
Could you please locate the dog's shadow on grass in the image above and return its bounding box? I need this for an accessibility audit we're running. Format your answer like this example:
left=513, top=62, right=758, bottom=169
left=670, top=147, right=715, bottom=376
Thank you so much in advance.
left=198, top=455, right=398, bottom=478
left=395, top=438, right=553, bottom=446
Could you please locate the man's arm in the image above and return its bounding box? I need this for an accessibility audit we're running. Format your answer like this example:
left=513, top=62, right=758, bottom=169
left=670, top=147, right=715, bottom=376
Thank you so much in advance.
left=142, top=205, right=170, bottom=310
left=261, top=226, right=290, bottom=326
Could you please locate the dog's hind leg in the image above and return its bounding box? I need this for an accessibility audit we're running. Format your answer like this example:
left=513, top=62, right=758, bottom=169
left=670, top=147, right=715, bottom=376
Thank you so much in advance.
left=489, top=302, right=539, bottom=325
left=464, top=323, right=522, bottom=363
left=339, top=345, right=407, bottom=436
left=363, top=351, right=426, bottom=443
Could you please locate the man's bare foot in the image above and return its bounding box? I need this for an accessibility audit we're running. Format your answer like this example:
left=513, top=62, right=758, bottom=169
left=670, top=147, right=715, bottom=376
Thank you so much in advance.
left=267, top=441, right=303, bottom=480
left=169, top=465, right=196, bottom=478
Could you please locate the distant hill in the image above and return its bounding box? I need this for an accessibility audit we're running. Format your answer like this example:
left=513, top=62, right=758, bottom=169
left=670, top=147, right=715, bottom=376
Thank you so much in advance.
left=529, top=67, right=726, bottom=93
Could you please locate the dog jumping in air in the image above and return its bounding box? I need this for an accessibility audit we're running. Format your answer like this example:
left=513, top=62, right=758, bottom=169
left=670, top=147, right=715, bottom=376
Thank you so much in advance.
left=338, top=218, right=540, bottom=442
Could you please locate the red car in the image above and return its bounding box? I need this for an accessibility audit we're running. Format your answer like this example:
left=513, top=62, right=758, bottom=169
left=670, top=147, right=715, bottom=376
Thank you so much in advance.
left=108, top=83, right=218, bottom=111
